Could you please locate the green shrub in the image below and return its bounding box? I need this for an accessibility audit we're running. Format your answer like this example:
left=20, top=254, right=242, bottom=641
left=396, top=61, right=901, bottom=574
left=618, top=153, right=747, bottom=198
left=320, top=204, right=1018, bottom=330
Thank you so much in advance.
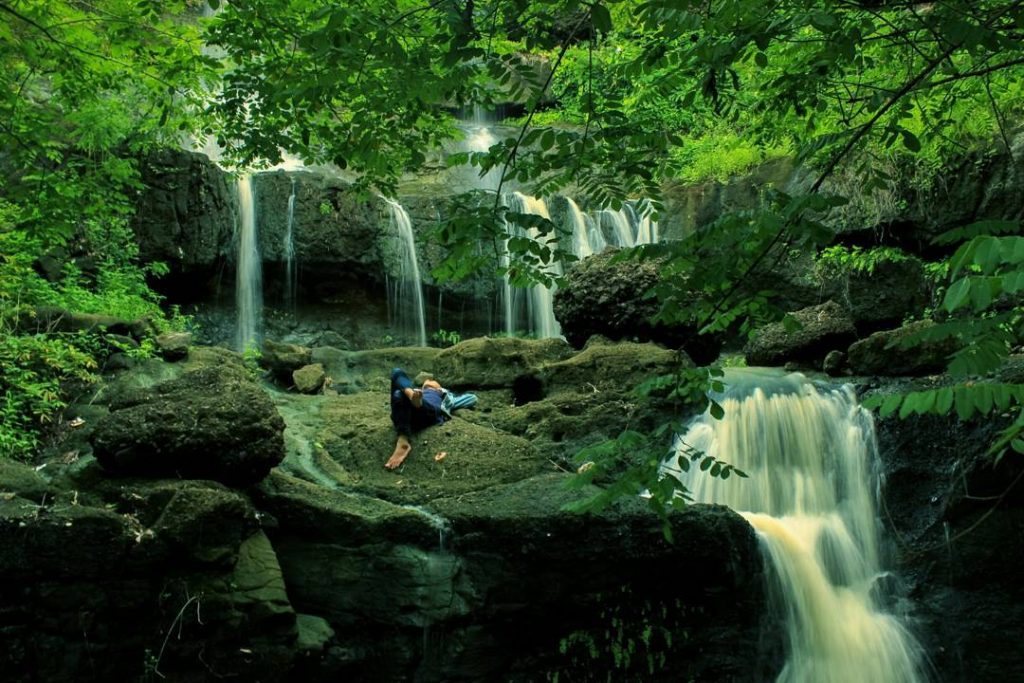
left=0, top=331, right=98, bottom=460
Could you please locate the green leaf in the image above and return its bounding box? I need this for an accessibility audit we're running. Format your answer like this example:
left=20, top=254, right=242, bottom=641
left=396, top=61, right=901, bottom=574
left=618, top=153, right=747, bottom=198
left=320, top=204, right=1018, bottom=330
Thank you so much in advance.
left=709, top=400, right=725, bottom=420
left=591, top=4, right=613, bottom=34
left=879, top=393, right=903, bottom=418
left=943, top=278, right=970, bottom=313
left=754, top=52, right=768, bottom=67
left=935, top=387, right=954, bottom=414
left=900, top=129, right=921, bottom=152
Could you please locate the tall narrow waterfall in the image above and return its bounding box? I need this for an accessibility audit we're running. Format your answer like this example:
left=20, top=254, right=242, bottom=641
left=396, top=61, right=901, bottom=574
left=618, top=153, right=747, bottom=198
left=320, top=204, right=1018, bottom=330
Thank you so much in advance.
left=384, top=198, right=427, bottom=347
left=504, top=192, right=561, bottom=339
left=283, top=177, right=298, bottom=307
left=235, top=176, right=262, bottom=351
left=666, top=369, right=925, bottom=683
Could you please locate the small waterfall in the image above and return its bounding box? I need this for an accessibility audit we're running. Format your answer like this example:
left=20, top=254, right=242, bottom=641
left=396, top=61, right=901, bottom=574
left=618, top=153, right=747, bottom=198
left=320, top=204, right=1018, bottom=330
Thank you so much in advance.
left=503, top=192, right=561, bottom=339
left=630, top=200, right=660, bottom=245
left=283, top=177, right=298, bottom=307
left=235, top=176, right=262, bottom=352
left=564, top=197, right=605, bottom=258
left=384, top=198, right=427, bottom=347
left=600, top=208, right=636, bottom=248
left=665, top=369, right=925, bottom=683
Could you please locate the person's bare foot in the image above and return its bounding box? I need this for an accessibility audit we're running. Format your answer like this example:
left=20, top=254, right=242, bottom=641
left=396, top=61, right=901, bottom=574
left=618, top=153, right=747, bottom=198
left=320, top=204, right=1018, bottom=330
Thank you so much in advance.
left=385, top=436, right=412, bottom=470
left=403, top=387, right=423, bottom=409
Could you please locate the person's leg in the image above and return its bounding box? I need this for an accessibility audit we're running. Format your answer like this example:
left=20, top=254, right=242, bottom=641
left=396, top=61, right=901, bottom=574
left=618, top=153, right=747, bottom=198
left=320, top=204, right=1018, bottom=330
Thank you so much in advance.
left=385, top=434, right=412, bottom=470
left=391, top=367, right=422, bottom=408
left=391, top=367, right=414, bottom=393
left=387, top=368, right=419, bottom=470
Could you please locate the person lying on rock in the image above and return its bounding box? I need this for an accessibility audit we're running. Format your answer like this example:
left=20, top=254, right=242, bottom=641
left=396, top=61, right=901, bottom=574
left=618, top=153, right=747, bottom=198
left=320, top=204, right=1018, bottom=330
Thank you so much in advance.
left=385, top=368, right=477, bottom=470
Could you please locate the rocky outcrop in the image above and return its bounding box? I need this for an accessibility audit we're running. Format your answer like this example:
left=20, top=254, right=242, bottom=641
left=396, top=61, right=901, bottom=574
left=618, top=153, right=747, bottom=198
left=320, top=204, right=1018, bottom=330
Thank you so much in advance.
left=553, top=250, right=722, bottom=363
left=1, top=339, right=786, bottom=681
left=256, top=471, right=778, bottom=682
left=91, top=364, right=286, bottom=486
left=870, top=389, right=1024, bottom=683
left=847, top=319, right=960, bottom=376
left=823, top=132, right=1024, bottom=252
left=661, top=157, right=796, bottom=240
left=830, top=258, right=930, bottom=333
left=132, top=148, right=234, bottom=269
left=251, top=171, right=381, bottom=273
left=744, top=300, right=857, bottom=367
left=0, top=478, right=297, bottom=682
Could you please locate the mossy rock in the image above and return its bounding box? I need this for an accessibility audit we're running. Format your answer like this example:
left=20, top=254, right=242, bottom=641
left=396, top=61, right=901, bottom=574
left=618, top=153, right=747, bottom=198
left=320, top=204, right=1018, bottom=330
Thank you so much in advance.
left=432, top=336, right=575, bottom=389
left=847, top=319, right=961, bottom=376
left=91, top=364, right=285, bottom=486
left=314, top=393, right=548, bottom=505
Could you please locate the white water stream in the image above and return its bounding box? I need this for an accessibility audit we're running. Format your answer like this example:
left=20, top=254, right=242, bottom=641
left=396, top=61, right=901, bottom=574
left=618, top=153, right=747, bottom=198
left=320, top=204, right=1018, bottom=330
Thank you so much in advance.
left=665, top=369, right=926, bottom=683
left=384, top=198, right=428, bottom=347
left=235, top=175, right=262, bottom=351
left=283, top=177, right=297, bottom=307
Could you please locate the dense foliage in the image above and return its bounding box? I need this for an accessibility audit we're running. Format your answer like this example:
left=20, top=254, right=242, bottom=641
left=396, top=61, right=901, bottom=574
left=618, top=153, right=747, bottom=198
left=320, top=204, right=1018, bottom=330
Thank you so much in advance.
left=0, top=0, right=209, bottom=457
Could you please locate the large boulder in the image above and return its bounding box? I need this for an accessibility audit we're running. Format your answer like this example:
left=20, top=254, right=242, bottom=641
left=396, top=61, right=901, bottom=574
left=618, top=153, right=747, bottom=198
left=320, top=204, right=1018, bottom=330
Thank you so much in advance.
left=91, top=365, right=285, bottom=486
left=293, top=363, right=326, bottom=393
left=835, top=258, right=930, bottom=333
left=744, top=300, right=857, bottom=367
left=432, top=336, right=574, bottom=389
left=257, top=467, right=779, bottom=683
left=553, top=250, right=722, bottom=363
left=847, top=319, right=959, bottom=376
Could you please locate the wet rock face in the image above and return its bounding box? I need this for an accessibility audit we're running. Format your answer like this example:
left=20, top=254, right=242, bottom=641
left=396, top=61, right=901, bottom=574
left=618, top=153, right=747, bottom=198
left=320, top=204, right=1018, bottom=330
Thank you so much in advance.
left=873, top=403, right=1024, bottom=682
left=132, top=148, right=234, bottom=269
left=744, top=300, right=857, bottom=367
left=553, top=250, right=722, bottom=363
left=91, top=364, right=286, bottom=486
left=251, top=171, right=381, bottom=273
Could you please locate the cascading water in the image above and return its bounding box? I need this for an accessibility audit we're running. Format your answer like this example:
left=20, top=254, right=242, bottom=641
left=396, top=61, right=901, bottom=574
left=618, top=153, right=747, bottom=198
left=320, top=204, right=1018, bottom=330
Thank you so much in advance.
left=235, top=175, right=262, bottom=351
left=283, top=177, right=298, bottom=307
left=384, top=197, right=427, bottom=347
left=455, top=112, right=658, bottom=338
left=503, top=192, right=561, bottom=339
left=564, top=197, right=606, bottom=258
left=665, top=369, right=926, bottom=683
left=630, top=200, right=659, bottom=245
left=600, top=207, right=636, bottom=248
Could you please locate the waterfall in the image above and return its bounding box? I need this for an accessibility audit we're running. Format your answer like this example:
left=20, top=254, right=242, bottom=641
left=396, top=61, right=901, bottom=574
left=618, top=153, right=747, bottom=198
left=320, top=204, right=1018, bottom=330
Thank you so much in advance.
left=235, top=175, right=262, bottom=352
left=600, top=208, right=636, bottom=248
left=665, top=369, right=926, bottom=683
left=283, top=177, right=297, bottom=307
left=384, top=198, right=427, bottom=347
left=564, top=197, right=605, bottom=258
left=503, top=192, right=561, bottom=339
left=630, top=200, right=660, bottom=245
